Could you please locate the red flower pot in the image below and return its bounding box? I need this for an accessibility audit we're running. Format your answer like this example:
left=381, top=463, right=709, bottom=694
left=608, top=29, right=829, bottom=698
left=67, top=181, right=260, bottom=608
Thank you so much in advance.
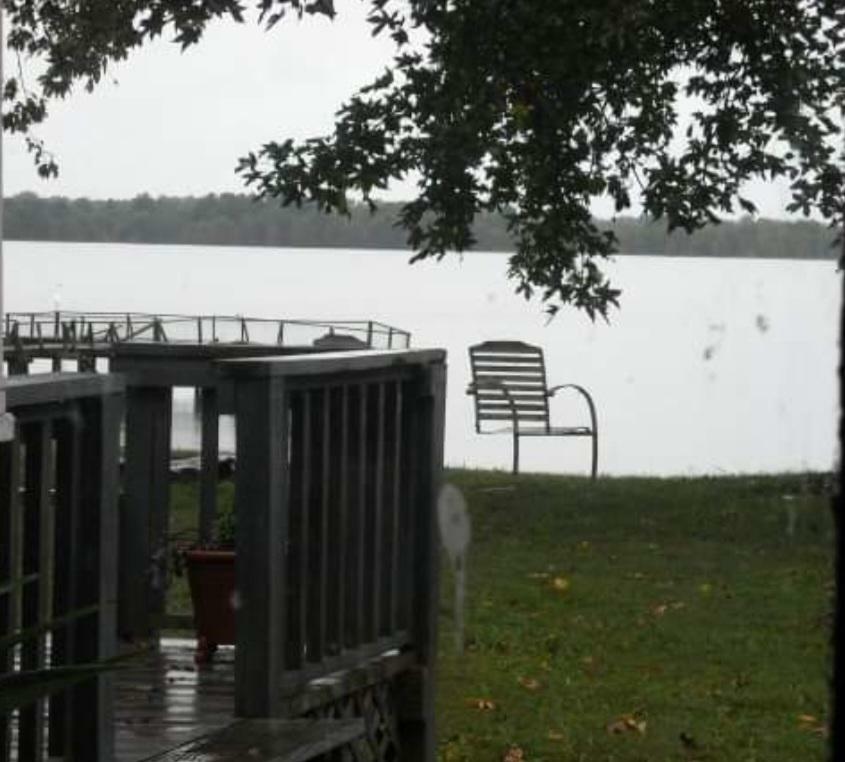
left=183, top=549, right=236, bottom=664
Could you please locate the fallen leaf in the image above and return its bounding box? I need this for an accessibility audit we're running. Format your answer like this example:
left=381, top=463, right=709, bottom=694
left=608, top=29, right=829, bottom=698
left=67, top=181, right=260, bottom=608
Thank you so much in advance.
left=607, top=714, right=647, bottom=736
left=548, top=729, right=565, bottom=741
left=502, top=746, right=525, bottom=762
left=652, top=604, right=668, bottom=617
left=467, top=698, right=496, bottom=711
left=518, top=676, right=541, bottom=691
left=551, top=577, right=570, bottom=592
left=797, top=714, right=827, bottom=736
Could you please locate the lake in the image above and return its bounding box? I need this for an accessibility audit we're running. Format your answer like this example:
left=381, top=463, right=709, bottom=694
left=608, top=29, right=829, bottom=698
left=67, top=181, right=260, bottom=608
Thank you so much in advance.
left=5, top=241, right=839, bottom=476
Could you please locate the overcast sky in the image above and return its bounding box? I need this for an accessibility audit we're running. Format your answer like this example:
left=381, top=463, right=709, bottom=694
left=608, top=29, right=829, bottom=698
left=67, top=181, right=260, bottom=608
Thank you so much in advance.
left=2, top=6, right=804, bottom=219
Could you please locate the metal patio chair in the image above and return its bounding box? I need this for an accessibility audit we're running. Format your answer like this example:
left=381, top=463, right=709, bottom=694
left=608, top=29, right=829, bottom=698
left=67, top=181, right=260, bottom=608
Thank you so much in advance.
left=467, top=340, right=598, bottom=477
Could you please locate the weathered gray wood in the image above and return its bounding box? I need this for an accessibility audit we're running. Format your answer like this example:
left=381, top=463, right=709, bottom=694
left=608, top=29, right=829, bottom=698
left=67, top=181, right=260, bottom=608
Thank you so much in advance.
left=5, top=373, right=124, bottom=407
left=48, top=413, right=83, bottom=758
left=387, top=379, right=403, bottom=633
left=221, top=349, right=446, bottom=378
left=70, top=390, right=122, bottom=760
left=121, top=386, right=172, bottom=638
left=305, top=388, right=329, bottom=663
left=199, top=387, right=219, bottom=545
left=305, top=390, right=325, bottom=664
left=0, top=436, right=20, bottom=762
left=324, top=386, right=345, bottom=657
left=372, top=382, right=385, bottom=642
left=19, top=420, right=52, bottom=761
left=395, top=361, right=446, bottom=762
left=286, top=392, right=306, bottom=672
left=234, top=376, right=288, bottom=718
left=139, top=718, right=365, bottom=762
left=345, top=384, right=365, bottom=650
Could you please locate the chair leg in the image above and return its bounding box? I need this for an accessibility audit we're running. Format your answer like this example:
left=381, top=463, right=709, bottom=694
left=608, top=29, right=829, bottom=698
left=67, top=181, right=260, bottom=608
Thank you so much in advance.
left=590, top=430, right=598, bottom=480
left=512, top=430, right=520, bottom=475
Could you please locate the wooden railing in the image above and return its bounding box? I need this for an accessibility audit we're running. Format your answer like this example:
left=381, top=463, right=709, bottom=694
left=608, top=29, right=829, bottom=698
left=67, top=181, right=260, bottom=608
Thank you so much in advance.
left=224, top=349, right=446, bottom=757
left=4, top=311, right=412, bottom=353
left=0, top=374, right=123, bottom=761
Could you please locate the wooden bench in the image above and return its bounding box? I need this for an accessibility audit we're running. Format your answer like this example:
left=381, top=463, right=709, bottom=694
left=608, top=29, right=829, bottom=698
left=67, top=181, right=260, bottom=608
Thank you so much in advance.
left=142, top=718, right=365, bottom=761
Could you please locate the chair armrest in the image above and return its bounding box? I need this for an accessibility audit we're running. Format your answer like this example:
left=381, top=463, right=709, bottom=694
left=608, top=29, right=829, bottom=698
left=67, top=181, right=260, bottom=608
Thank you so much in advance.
left=466, top=379, right=519, bottom=431
left=547, top=384, right=598, bottom=433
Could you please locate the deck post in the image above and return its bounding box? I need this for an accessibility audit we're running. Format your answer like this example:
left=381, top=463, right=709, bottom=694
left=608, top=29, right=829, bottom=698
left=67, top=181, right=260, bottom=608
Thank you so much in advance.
left=395, top=360, right=446, bottom=762
left=233, top=374, right=288, bottom=717
left=120, top=386, right=172, bottom=638
left=69, top=389, right=122, bottom=760
left=199, top=386, right=220, bottom=544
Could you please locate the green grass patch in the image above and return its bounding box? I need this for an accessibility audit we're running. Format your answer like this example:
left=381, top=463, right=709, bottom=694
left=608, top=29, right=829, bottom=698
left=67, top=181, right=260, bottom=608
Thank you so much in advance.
left=437, top=470, right=833, bottom=761
left=168, top=471, right=833, bottom=760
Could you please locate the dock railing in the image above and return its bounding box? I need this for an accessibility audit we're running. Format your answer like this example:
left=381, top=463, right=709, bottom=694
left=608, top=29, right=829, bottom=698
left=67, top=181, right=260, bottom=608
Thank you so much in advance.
left=4, top=311, right=412, bottom=354
left=1, top=373, right=123, bottom=760
left=223, top=348, right=446, bottom=760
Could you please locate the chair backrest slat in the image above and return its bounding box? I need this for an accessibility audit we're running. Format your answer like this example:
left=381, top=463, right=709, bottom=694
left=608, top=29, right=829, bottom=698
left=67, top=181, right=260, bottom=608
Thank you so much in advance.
left=469, top=341, right=550, bottom=432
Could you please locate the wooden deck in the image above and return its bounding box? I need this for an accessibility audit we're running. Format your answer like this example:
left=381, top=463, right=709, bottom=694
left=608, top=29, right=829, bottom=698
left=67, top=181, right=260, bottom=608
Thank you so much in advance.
left=115, top=639, right=235, bottom=761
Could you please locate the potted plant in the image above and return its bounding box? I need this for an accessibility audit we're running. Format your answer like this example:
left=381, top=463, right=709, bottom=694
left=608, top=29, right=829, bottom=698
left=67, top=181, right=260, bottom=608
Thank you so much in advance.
left=180, top=493, right=237, bottom=664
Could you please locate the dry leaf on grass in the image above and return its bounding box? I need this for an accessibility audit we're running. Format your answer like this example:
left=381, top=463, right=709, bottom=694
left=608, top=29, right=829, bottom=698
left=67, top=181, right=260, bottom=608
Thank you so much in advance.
left=607, top=714, right=647, bottom=735
left=547, top=729, right=565, bottom=741
left=467, top=698, right=496, bottom=711
left=517, top=676, right=542, bottom=691
left=797, top=714, right=827, bottom=736
left=502, top=746, right=525, bottom=761
left=551, top=577, right=571, bottom=592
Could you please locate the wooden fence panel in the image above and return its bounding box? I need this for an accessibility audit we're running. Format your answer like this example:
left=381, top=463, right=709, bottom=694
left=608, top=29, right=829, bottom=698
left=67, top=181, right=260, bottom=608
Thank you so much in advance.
left=225, top=349, right=446, bottom=762
left=1, top=374, right=124, bottom=762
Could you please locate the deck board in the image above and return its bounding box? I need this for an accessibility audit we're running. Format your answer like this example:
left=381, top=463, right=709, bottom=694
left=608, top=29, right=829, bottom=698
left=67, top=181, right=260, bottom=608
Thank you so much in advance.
left=115, top=638, right=236, bottom=762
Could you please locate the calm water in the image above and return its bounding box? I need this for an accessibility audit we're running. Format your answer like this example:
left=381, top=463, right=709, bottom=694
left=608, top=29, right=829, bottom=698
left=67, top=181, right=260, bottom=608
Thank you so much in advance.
left=5, top=241, right=839, bottom=476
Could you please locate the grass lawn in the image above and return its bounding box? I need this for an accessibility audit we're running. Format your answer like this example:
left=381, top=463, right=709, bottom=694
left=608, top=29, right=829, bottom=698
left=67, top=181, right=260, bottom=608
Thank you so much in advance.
left=168, top=470, right=833, bottom=761
left=438, top=470, right=833, bottom=761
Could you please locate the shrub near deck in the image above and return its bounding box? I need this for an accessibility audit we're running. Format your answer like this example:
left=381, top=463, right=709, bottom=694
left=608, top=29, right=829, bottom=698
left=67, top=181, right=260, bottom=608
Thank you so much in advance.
left=437, top=471, right=833, bottom=762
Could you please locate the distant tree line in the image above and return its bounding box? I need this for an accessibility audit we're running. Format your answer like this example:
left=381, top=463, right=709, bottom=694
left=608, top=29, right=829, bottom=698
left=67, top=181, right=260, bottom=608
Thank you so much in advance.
left=3, top=192, right=838, bottom=259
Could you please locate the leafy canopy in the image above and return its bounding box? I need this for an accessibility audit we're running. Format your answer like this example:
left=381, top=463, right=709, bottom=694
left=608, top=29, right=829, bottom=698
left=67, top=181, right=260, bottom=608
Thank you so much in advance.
left=6, top=0, right=845, bottom=317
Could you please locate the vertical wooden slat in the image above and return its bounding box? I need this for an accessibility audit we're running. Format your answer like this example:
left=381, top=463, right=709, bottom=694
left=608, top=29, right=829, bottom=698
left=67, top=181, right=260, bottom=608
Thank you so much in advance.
left=19, top=421, right=52, bottom=762
left=325, top=385, right=346, bottom=656
left=48, top=414, right=83, bottom=759
left=0, top=436, right=20, bottom=762
left=355, top=383, right=367, bottom=647
left=378, top=383, right=395, bottom=637
left=120, top=386, right=173, bottom=638
left=300, top=391, right=312, bottom=664
left=344, top=385, right=363, bottom=650
left=286, top=392, right=305, bottom=671
left=397, top=379, right=416, bottom=632
left=305, top=387, right=329, bottom=663
left=362, top=384, right=378, bottom=643
left=234, top=376, right=288, bottom=717
left=371, top=383, right=386, bottom=641
left=69, top=391, right=121, bottom=761
left=199, top=387, right=220, bottom=545
left=305, top=389, right=324, bottom=664
left=388, top=379, right=403, bottom=633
